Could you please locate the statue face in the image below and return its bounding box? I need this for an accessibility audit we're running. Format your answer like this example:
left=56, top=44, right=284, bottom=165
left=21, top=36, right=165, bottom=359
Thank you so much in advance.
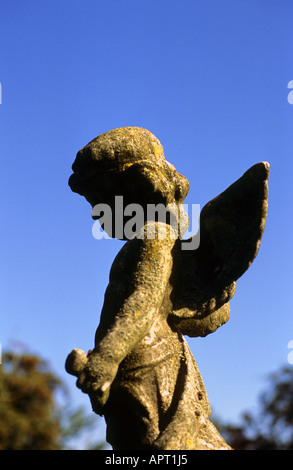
left=92, top=195, right=133, bottom=240
left=69, top=128, right=190, bottom=239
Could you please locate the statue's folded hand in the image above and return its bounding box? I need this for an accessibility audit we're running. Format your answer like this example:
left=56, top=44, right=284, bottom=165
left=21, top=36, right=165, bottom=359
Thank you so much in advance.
left=65, top=348, right=118, bottom=415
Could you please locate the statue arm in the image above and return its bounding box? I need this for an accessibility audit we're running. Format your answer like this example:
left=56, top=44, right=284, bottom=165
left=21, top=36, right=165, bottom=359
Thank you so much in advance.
left=95, top=237, right=174, bottom=362
left=66, top=235, right=174, bottom=413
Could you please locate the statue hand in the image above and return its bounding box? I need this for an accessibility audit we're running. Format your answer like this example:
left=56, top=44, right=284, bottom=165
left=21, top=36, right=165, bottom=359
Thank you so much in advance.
left=65, top=348, right=118, bottom=415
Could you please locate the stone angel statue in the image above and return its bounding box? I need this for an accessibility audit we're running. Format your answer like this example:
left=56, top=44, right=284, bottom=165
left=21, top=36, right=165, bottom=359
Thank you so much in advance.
left=65, top=127, right=269, bottom=450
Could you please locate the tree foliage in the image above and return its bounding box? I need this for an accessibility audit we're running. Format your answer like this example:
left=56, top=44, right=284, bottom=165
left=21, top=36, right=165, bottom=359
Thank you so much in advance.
left=0, top=350, right=104, bottom=450
left=222, top=366, right=293, bottom=450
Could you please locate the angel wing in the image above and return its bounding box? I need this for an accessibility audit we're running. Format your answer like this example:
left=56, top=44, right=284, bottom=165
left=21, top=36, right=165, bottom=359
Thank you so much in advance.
left=168, top=162, right=270, bottom=337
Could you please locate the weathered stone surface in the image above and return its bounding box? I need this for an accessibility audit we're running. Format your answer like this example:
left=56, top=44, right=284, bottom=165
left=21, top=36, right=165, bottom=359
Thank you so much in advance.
left=66, top=127, right=269, bottom=450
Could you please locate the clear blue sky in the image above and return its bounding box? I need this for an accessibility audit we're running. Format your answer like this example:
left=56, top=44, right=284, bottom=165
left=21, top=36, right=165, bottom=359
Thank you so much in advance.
left=1, top=0, right=293, bottom=446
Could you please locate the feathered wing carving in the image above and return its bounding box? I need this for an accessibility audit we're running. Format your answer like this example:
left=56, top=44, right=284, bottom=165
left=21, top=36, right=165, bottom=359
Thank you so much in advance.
left=169, top=162, right=270, bottom=337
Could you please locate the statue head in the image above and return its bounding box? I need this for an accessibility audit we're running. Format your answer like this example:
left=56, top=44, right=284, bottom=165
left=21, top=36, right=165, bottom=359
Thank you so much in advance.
left=69, top=127, right=189, bottom=210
